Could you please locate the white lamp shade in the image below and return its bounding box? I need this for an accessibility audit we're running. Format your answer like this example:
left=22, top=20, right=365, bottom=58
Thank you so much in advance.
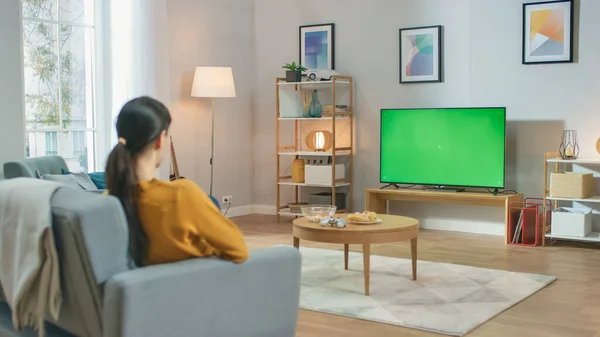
left=191, top=66, right=236, bottom=98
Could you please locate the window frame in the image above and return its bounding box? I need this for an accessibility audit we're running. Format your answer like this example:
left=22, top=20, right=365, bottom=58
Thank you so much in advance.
left=20, top=0, right=105, bottom=172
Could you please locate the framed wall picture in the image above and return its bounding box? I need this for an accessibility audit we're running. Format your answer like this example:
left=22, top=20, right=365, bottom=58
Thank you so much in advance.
left=299, top=23, right=335, bottom=72
left=399, top=25, right=442, bottom=83
left=523, top=0, right=574, bottom=64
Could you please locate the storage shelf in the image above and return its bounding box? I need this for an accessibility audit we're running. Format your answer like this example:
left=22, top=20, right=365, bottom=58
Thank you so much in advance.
left=278, top=208, right=302, bottom=217
left=546, top=232, right=600, bottom=243
left=546, top=158, right=600, bottom=164
left=278, top=116, right=350, bottom=121
left=276, top=75, right=354, bottom=221
left=546, top=195, right=600, bottom=203
left=278, top=150, right=351, bottom=157
left=277, top=80, right=351, bottom=87
left=278, top=180, right=351, bottom=187
left=542, top=151, right=600, bottom=246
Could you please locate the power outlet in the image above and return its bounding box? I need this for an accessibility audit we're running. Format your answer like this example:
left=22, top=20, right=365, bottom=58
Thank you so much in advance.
left=222, top=195, right=233, bottom=204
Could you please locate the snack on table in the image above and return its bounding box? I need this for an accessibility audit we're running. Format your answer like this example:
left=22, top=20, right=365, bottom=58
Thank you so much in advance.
left=306, top=215, right=329, bottom=223
left=347, top=211, right=378, bottom=222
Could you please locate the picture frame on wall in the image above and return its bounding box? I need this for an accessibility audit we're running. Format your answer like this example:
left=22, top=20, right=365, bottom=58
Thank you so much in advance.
left=399, top=25, right=443, bottom=83
left=299, top=23, right=335, bottom=72
left=522, top=0, right=574, bottom=64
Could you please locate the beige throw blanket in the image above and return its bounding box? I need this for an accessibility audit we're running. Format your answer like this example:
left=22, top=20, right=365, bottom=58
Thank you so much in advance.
left=0, top=178, right=63, bottom=336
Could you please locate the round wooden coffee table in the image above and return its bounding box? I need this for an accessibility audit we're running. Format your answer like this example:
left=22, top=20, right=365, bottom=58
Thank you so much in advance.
left=292, top=214, right=419, bottom=296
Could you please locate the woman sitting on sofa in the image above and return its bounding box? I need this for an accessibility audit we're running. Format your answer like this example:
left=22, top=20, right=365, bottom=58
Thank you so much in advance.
left=105, top=96, right=248, bottom=266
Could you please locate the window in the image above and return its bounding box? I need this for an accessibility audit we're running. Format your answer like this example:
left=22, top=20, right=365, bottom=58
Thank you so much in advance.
left=44, top=132, right=58, bottom=156
left=21, top=0, right=98, bottom=172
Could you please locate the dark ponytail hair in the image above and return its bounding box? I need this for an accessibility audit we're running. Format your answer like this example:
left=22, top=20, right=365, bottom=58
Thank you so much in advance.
left=105, top=96, right=172, bottom=266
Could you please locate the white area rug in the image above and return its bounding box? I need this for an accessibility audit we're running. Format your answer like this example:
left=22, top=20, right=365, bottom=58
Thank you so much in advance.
left=298, top=247, right=556, bottom=336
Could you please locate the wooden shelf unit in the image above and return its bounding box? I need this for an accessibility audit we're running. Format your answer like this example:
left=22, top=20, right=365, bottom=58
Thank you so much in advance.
left=364, top=188, right=524, bottom=243
left=276, top=75, right=354, bottom=221
left=542, top=152, right=600, bottom=246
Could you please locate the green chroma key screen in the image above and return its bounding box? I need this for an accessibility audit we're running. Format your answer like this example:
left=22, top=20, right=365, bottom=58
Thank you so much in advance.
left=380, top=107, right=506, bottom=188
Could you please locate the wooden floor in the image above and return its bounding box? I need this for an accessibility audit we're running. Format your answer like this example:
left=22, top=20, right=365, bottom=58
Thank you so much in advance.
left=236, top=214, right=600, bottom=337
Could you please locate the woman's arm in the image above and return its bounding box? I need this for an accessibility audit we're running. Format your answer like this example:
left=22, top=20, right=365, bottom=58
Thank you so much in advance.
left=177, top=181, right=248, bottom=263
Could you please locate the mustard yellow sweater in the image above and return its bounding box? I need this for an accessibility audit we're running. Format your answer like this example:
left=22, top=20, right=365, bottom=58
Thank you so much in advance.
left=133, top=179, right=248, bottom=265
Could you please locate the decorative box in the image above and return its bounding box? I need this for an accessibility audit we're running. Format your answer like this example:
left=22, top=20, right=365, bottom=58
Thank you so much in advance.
left=550, top=172, right=594, bottom=199
left=305, top=164, right=345, bottom=185
left=551, top=207, right=592, bottom=237
left=278, top=87, right=305, bottom=118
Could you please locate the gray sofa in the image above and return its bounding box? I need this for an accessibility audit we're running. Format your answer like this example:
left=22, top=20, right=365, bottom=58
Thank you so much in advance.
left=3, top=156, right=69, bottom=179
left=0, top=186, right=302, bottom=337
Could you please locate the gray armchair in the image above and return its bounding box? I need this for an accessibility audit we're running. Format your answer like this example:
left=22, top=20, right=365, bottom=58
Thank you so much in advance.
left=0, top=187, right=301, bottom=337
left=3, top=156, right=69, bottom=179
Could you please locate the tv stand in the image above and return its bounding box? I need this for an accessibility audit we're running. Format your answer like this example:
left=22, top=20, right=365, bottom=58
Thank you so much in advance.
left=365, top=188, right=523, bottom=242
left=425, top=186, right=465, bottom=193
left=381, top=183, right=401, bottom=189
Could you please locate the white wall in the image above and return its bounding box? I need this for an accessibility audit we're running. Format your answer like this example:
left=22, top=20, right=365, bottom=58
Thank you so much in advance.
left=0, top=0, right=25, bottom=178
left=167, top=0, right=255, bottom=207
left=253, top=0, right=600, bottom=234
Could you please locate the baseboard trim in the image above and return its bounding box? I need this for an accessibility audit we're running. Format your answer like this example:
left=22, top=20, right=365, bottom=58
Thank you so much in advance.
left=251, top=205, right=278, bottom=215
left=222, top=205, right=254, bottom=218
left=226, top=205, right=503, bottom=236
left=419, top=220, right=504, bottom=236
left=222, top=204, right=276, bottom=218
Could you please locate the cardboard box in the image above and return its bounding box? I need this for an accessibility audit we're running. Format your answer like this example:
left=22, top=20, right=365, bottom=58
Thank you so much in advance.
left=550, top=172, right=594, bottom=199
left=551, top=207, right=592, bottom=237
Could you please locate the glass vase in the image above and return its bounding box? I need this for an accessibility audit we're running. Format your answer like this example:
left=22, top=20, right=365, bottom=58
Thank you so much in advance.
left=308, top=90, right=323, bottom=118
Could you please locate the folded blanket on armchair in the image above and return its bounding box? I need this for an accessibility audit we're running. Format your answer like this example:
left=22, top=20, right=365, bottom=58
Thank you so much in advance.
left=0, top=178, right=63, bottom=337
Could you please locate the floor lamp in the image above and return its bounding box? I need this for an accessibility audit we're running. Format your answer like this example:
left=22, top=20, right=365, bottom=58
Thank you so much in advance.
left=191, top=66, right=236, bottom=195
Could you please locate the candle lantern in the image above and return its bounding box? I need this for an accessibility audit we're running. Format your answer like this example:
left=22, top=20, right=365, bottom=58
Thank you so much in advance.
left=559, top=130, right=579, bottom=160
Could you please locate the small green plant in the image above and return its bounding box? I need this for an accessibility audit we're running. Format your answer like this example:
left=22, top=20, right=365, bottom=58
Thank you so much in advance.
left=282, top=61, right=307, bottom=72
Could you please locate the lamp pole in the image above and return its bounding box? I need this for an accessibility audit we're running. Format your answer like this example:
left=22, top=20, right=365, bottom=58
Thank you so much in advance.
left=210, top=97, right=215, bottom=196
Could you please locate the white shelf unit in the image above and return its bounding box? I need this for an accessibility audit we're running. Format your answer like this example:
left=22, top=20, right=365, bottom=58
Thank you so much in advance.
left=278, top=150, right=351, bottom=157
left=278, top=116, right=350, bottom=121
left=275, top=75, right=354, bottom=220
left=543, top=152, right=600, bottom=245
left=546, top=158, right=600, bottom=164
left=278, top=208, right=299, bottom=217
left=278, top=180, right=352, bottom=187
left=546, top=231, right=600, bottom=242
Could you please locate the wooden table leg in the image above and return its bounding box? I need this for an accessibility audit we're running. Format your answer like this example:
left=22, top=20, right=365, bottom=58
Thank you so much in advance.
left=293, top=237, right=300, bottom=249
left=363, top=243, right=370, bottom=296
left=411, top=237, right=417, bottom=281
left=344, top=244, right=349, bottom=270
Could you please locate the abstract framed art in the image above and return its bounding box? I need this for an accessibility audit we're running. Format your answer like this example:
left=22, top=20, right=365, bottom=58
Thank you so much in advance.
left=399, top=25, right=442, bottom=83
left=299, top=23, right=335, bottom=72
left=523, top=0, right=574, bottom=64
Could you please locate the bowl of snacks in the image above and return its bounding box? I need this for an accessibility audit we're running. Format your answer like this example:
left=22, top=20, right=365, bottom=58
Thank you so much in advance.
left=301, top=205, right=337, bottom=223
left=347, top=211, right=380, bottom=224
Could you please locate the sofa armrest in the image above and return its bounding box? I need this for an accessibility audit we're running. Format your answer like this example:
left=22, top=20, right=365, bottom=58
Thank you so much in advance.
left=103, top=246, right=301, bottom=337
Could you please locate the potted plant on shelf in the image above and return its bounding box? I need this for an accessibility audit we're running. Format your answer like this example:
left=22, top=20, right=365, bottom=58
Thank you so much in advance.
left=282, top=61, right=307, bottom=82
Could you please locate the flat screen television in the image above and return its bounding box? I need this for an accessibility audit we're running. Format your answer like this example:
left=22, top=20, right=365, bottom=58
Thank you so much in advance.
left=380, top=107, right=506, bottom=189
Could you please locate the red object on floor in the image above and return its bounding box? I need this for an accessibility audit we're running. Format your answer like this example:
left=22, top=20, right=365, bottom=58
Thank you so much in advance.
left=508, top=198, right=551, bottom=247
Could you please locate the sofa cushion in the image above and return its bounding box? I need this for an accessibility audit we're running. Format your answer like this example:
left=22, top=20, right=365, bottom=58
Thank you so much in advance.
left=86, top=172, right=106, bottom=190
left=43, top=172, right=98, bottom=191
left=62, top=169, right=107, bottom=190
left=3, top=156, right=69, bottom=179
left=49, top=188, right=131, bottom=337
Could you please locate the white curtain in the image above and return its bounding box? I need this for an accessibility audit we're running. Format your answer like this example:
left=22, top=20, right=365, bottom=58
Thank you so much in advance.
left=102, top=0, right=171, bottom=179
